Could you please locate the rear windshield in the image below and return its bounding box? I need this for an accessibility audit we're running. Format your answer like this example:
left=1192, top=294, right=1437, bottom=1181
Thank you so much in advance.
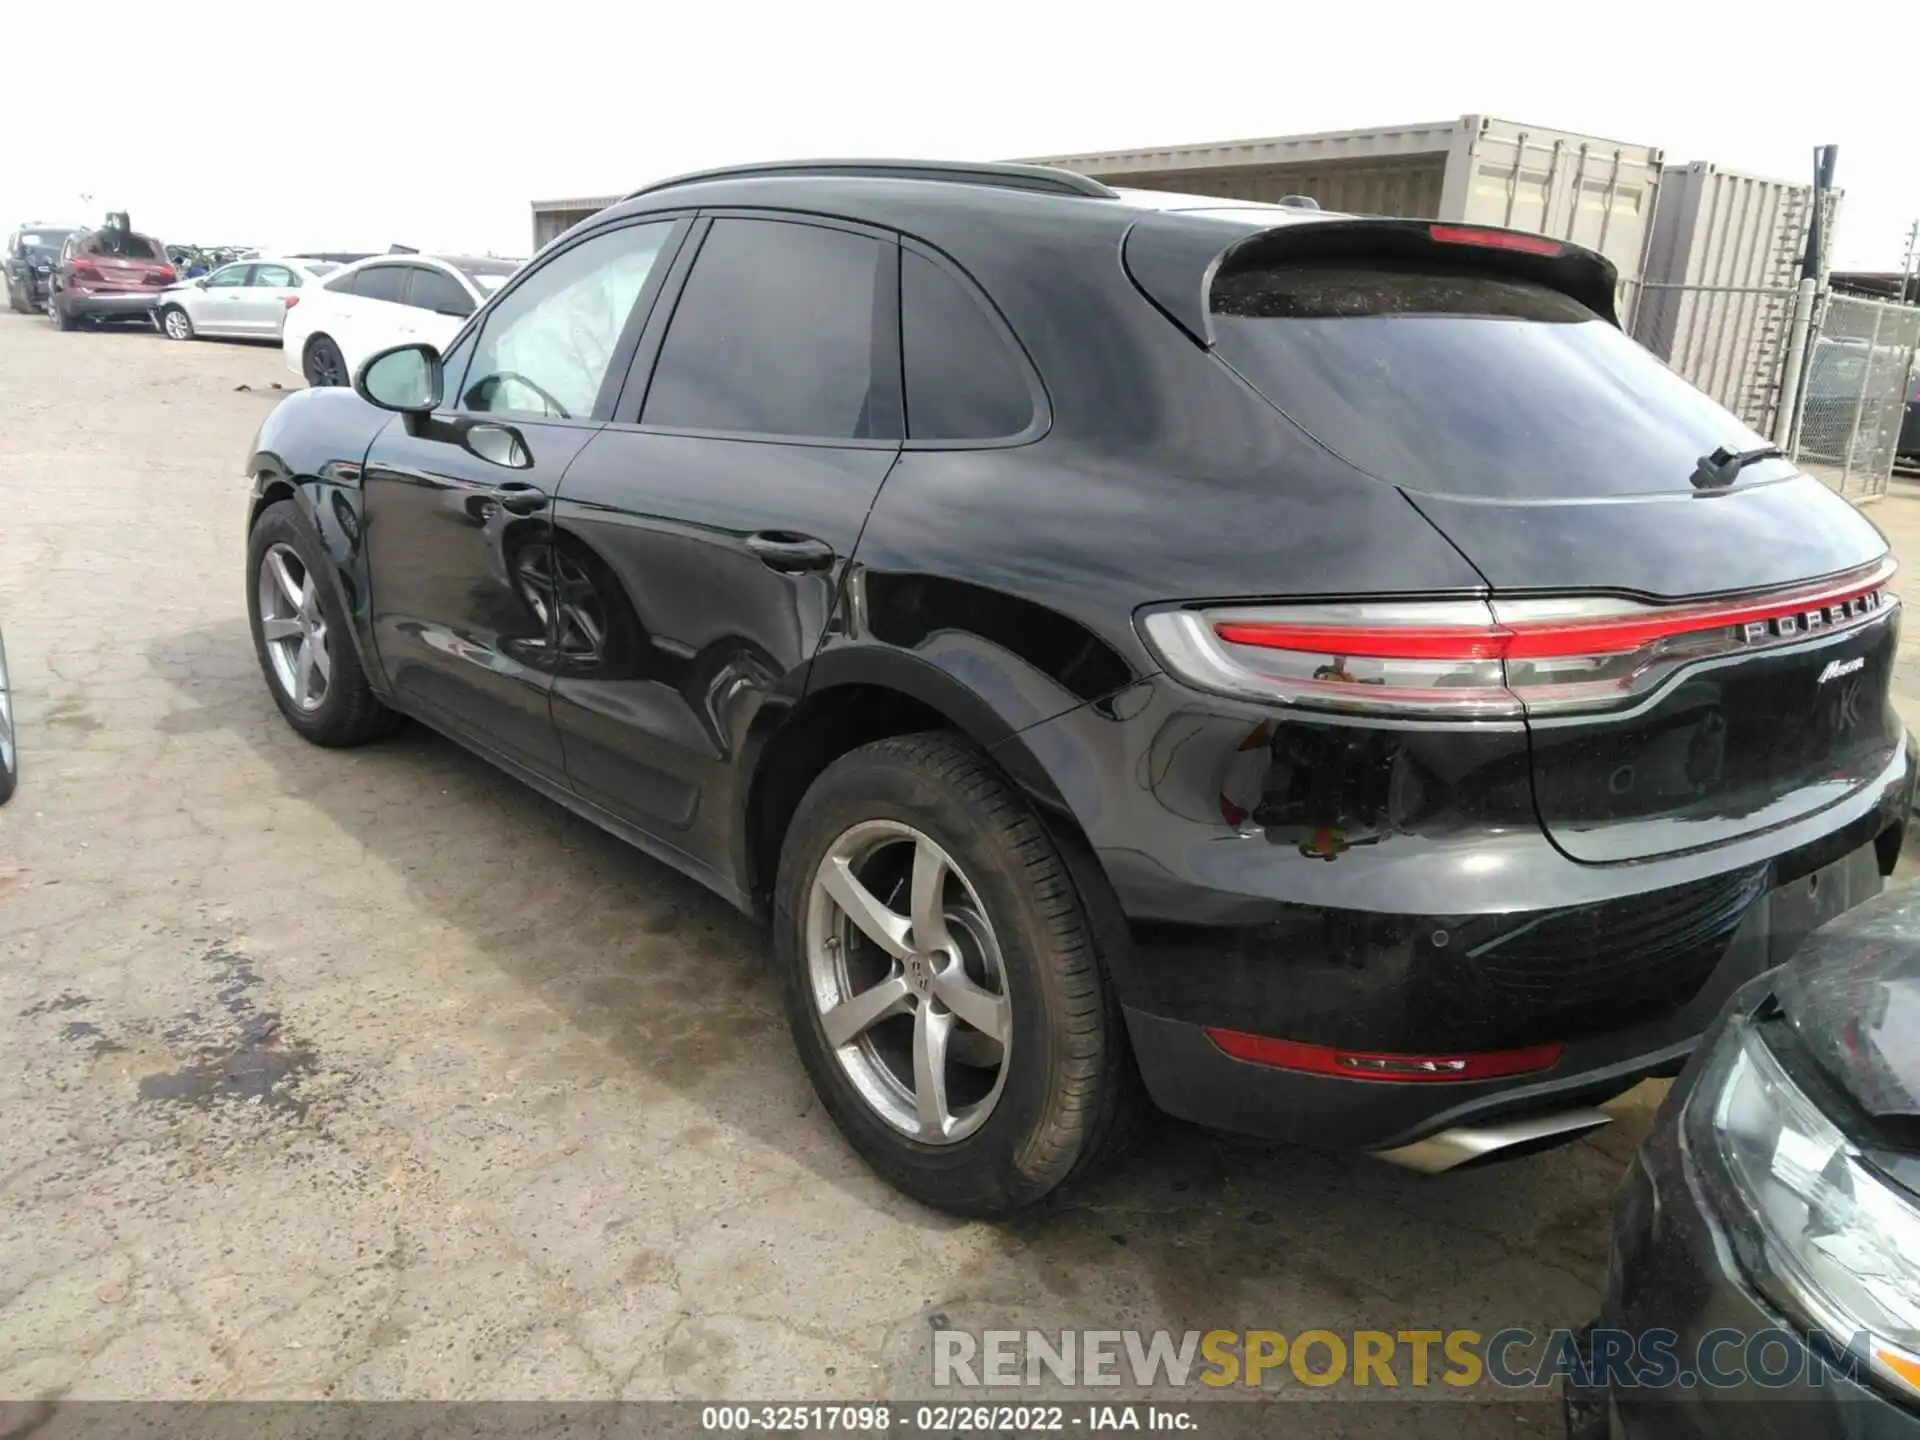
left=77, top=232, right=165, bottom=261
left=1210, top=260, right=1779, bottom=498
left=449, top=257, right=519, bottom=291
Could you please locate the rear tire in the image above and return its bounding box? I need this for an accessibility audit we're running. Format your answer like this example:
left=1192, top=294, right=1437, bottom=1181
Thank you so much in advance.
left=773, top=732, right=1143, bottom=1217
left=246, top=500, right=400, bottom=748
left=160, top=305, right=194, bottom=342
left=303, top=335, right=347, bottom=387
left=48, top=297, right=75, bottom=331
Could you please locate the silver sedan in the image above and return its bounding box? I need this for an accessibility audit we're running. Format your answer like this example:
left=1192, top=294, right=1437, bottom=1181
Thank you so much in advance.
left=152, top=257, right=341, bottom=343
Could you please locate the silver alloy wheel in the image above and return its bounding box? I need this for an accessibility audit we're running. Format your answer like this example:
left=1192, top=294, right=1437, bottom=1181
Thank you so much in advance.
left=163, top=307, right=191, bottom=340
left=257, top=542, right=331, bottom=712
left=805, top=819, right=1013, bottom=1144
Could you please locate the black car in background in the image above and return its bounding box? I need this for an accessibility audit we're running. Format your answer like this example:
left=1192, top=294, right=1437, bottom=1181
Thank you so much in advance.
left=1570, top=884, right=1920, bottom=1438
left=239, top=160, right=1911, bottom=1216
left=4, top=223, right=77, bottom=313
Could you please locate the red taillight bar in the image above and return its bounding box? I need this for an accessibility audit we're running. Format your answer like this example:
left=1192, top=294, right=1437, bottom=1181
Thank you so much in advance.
left=1215, top=555, right=1899, bottom=662
left=1214, top=620, right=1508, bottom=659
left=1429, top=224, right=1563, bottom=257
left=1207, top=1028, right=1565, bottom=1082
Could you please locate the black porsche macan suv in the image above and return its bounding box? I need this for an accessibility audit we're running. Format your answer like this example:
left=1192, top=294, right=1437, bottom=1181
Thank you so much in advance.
left=241, top=160, right=1913, bottom=1216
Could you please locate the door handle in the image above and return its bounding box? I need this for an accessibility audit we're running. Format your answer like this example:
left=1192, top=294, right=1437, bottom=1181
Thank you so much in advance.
left=481, top=482, right=547, bottom=516
left=745, top=531, right=835, bottom=573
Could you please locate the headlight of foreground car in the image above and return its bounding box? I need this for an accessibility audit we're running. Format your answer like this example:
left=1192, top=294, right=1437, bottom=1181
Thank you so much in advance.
left=1686, top=1018, right=1920, bottom=1400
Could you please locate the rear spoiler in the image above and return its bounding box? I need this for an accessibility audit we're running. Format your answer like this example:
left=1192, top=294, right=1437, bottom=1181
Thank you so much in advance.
left=1121, top=213, right=1622, bottom=346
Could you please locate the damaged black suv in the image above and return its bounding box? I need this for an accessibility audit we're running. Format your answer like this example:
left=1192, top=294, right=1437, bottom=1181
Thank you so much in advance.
left=239, top=160, right=1911, bottom=1215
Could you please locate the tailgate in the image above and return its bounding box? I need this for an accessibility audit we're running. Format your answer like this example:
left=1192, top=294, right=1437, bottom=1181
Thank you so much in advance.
left=86, top=255, right=170, bottom=291
left=1198, top=231, right=1903, bottom=865
left=1406, top=484, right=1899, bottom=863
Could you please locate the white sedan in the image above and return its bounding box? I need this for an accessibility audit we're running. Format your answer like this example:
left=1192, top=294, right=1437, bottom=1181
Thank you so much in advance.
left=282, top=253, right=520, bottom=388
left=153, top=257, right=342, bottom=343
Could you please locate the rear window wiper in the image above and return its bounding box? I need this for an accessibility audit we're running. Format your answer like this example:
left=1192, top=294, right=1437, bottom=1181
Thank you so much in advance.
left=1691, top=443, right=1783, bottom=490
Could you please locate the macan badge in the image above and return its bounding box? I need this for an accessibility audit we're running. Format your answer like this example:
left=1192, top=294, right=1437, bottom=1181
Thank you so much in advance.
left=1818, top=656, right=1866, bottom=685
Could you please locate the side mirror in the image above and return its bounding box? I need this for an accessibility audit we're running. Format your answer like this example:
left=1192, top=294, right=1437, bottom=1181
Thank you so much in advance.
left=193, top=277, right=209, bottom=289
left=355, top=343, right=443, bottom=414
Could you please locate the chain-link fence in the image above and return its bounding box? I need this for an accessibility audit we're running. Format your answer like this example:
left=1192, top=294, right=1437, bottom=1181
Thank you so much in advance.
left=1792, top=293, right=1920, bottom=501
left=1619, top=280, right=1919, bottom=504
left=1622, top=281, right=1800, bottom=436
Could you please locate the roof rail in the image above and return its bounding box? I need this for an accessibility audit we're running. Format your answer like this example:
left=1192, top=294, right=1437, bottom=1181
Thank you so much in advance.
left=624, top=159, right=1119, bottom=202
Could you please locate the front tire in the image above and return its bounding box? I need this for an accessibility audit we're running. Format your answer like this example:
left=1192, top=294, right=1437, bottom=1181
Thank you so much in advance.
left=246, top=501, right=399, bottom=747
left=160, top=305, right=194, bottom=342
left=774, top=733, right=1141, bottom=1216
left=303, top=335, right=347, bottom=387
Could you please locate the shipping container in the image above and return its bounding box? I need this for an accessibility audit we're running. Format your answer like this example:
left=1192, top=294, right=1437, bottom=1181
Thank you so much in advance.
left=530, top=195, right=621, bottom=252
left=1023, top=115, right=1664, bottom=285
left=1628, top=163, right=1842, bottom=431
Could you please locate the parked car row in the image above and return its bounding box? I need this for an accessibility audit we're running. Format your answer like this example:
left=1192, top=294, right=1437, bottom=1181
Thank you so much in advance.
left=7, top=215, right=520, bottom=364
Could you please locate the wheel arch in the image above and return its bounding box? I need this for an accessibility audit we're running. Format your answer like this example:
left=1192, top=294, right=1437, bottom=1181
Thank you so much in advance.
left=246, top=460, right=385, bottom=693
left=737, top=647, right=1119, bottom=949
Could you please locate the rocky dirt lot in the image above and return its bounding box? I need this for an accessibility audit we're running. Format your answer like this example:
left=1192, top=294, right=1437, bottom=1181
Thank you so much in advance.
left=5, top=314, right=1916, bottom=1430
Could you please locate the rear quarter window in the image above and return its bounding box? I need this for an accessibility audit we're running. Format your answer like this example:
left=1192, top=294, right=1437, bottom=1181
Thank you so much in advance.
left=901, top=250, right=1034, bottom=441
left=1210, top=260, right=1777, bottom=499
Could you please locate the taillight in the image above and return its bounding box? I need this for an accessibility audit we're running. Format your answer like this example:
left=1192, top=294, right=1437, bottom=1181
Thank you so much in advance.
left=70, top=259, right=102, bottom=282
left=1139, top=556, right=1899, bottom=719
left=1429, top=223, right=1562, bottom=257
left=147, top=265, right=176, bottom=284
left=1206, top=1028, right=1565, bottom=1082
left=283, top=296, right=300, bottom=309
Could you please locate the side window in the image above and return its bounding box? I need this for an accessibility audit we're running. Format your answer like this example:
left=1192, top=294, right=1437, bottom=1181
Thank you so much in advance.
left=901, top=250, right=1035, bottom=441
left=354, top=266, right=409, bottom=304
left=642, top=218, right=894, bottom=441
left=324, top=270, right=358, bottom=294
left=460, top=222, right=674, bottom=421
left=207, top=265, right=251, bottom=289
left=252, top=264, right=296, bottom=288
left=406, top=266, right=473, bottom=318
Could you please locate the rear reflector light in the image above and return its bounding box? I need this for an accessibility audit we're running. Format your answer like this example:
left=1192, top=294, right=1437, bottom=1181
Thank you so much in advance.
left=1429, top=223, right=1563, bottom=256
left=1141, top=556, right=1898, bottom=719
left=1207, top=1028, right=1565, bottom=1082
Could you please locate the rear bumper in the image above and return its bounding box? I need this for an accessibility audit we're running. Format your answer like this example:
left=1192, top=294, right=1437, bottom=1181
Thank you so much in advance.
left=1005, top=676, right=1915, bottom=1154
left=56, top=289, right=164, bottom=323
left=1123, top=833, right=1884, bottom=1152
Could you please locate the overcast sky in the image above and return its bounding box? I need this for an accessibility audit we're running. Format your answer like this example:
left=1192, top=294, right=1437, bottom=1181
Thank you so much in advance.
left=8, top=0, right=1911, bottom=272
